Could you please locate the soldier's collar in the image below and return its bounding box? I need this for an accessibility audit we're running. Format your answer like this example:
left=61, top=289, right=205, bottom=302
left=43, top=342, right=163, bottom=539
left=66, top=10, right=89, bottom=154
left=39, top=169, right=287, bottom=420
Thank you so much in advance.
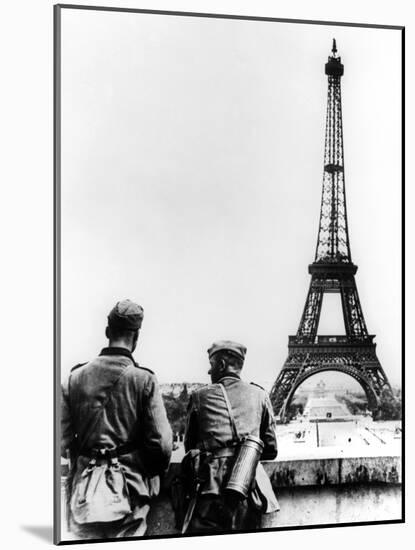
left=218, top=372, right=241, bottom=381
left=100, top=346, right=134, bottom=361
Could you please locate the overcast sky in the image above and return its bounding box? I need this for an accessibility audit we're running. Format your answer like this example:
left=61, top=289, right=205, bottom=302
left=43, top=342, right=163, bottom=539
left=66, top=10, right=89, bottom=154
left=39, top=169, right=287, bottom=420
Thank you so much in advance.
left=60, top=9, right=401, bottom=388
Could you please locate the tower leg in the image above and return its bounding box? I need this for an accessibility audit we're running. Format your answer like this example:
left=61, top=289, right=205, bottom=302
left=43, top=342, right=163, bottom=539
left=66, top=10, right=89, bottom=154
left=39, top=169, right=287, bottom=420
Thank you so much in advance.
left=340, top=281, right=368, bottom=338
left=297, top=283, right=323, bottom=340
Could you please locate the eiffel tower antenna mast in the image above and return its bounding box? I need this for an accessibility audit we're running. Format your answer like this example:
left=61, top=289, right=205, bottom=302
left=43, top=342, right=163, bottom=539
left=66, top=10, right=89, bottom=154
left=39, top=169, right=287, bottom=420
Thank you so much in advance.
left=270, top=41, right=393, bottom=422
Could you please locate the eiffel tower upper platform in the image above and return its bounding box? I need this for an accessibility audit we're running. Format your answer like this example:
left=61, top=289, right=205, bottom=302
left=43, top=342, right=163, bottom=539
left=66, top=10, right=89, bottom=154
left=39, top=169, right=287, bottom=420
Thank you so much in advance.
left=270, top=40, right=393, bottom=422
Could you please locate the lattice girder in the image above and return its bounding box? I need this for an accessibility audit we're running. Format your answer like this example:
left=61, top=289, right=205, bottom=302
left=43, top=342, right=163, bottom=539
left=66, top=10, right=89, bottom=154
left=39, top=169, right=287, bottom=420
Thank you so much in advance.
left=297, top=272, right=368, bottom=340
left=315, top=57, right=352, bottom=263
left=270, top=41, right=394, bottom=423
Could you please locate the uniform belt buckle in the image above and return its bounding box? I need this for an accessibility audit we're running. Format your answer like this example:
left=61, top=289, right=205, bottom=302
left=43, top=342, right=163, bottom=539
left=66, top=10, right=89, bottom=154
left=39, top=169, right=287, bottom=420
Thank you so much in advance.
left=87, top=457, right=97, bottom=471
left=91, top=448, right=115, bottom=462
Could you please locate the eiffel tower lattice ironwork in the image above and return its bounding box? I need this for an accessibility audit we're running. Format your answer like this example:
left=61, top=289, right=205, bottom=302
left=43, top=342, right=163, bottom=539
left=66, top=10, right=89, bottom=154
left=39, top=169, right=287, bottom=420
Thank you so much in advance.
left=270, top=40, right=393, bottom=422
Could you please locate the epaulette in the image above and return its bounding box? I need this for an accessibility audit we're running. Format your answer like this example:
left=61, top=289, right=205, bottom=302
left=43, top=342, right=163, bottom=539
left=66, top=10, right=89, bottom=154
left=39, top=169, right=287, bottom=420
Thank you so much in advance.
left=134, top=363, right=155, bottom=375
left=70, top=362, right=87, bottom=372
left=250, top=381, right=266, bottom=391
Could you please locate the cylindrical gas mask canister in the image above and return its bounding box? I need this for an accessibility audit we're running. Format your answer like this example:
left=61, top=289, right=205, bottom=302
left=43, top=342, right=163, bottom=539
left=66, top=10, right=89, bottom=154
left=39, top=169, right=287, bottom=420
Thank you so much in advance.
left=225, top=435, right=264, bottom=499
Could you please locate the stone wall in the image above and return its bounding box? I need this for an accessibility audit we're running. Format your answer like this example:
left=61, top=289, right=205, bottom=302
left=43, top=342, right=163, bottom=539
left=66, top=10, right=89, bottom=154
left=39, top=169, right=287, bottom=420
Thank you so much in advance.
left=147, top=455, right=402, bottom=534
left=146, top=485, right=401, bottom=535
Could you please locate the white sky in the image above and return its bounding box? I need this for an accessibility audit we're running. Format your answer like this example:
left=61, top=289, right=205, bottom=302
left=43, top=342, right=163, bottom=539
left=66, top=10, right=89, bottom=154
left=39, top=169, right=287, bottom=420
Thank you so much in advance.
left=60, top=9, right=402, bottom=388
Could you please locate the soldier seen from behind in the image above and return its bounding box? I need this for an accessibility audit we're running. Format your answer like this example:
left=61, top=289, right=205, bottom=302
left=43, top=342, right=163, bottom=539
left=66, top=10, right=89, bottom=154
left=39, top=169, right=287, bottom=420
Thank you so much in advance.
left=61, top=299, right=172, bottom=540
left=181, top=340, right=279, bottom=534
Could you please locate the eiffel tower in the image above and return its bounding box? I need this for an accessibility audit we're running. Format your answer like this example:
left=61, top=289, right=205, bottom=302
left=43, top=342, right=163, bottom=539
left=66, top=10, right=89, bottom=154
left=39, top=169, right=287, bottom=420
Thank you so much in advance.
left=270, top=40, right=393, bottom=422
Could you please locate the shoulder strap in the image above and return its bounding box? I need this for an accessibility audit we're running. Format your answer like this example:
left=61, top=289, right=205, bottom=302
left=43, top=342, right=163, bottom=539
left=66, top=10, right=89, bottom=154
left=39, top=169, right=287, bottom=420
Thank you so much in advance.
left=70, top=363, right=133, bottom=457
left=71, top=362, right=87, bottom=372
left=135, top=364, right=155, bottom=375
left=219, top=383, right=239, bottom=442
left=250, top=381, right=265, bottom=391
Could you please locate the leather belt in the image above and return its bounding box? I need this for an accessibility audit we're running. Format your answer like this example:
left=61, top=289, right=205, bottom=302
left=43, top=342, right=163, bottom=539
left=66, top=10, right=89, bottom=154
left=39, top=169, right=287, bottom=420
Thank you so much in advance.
left=84, top=442, right=137, bottom=460
left=211, top=447, right=237, bottom=458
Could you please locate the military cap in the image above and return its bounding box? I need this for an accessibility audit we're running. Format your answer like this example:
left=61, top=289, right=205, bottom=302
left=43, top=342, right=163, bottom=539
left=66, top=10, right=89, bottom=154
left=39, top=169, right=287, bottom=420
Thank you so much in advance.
left=207, top=340, right=247, bottom=360
left=108, top=299, right=144, bottom=330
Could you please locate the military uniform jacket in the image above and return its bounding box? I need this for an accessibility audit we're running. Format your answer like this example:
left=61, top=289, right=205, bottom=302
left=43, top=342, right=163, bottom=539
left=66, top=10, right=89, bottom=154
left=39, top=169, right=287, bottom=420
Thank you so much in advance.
left=61, top=347, right=172, bottom=504
left=184, top=373, right=278, bottom=500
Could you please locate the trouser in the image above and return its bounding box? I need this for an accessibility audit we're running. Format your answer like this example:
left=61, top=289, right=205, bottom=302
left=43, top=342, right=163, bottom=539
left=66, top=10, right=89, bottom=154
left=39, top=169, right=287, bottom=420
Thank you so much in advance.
left=68, top=503, right=150, bottom=540
left=187, top=494, right=262, bottom=534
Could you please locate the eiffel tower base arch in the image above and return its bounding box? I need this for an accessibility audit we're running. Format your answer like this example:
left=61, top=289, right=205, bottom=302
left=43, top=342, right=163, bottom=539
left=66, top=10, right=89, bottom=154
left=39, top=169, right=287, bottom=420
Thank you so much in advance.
left=270, top=337, right=392, bottom=423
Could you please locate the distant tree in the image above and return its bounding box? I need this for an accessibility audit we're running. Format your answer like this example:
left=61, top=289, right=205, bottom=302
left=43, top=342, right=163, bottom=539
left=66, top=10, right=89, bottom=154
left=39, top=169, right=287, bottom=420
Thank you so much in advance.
left=181, top=383, right=189, bottom=401
left=377, top=388, right=401, bottom=420
left=335, top=393, right=367, bottom=416
left=337, top=388, right=401, bottom=420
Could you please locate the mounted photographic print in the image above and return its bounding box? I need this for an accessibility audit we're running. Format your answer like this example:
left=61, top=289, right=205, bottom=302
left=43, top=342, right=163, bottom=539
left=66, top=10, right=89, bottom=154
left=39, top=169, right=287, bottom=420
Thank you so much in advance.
left=54, top=4, right=404, bottom=545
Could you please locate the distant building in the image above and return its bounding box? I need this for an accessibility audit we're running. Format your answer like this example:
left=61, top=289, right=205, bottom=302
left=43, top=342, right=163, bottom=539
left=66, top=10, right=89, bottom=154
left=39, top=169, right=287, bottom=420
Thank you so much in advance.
left=303, top=396, right=352, bottom=422
left=313, top=380, right=327, bottom=398
left=160, top=382, right=206, bottom=397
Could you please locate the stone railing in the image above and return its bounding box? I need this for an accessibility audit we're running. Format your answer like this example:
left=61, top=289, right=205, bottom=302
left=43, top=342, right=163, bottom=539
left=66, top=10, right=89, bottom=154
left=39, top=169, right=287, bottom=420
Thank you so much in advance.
left=145, top=455, right=402, bottom=534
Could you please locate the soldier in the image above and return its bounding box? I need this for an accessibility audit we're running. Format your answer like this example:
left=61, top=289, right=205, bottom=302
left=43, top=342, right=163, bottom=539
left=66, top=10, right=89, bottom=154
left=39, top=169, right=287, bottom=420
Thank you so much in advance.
left=183, top=340, right=278, bottom=534
left=61, top=300, right=172, bottom=540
